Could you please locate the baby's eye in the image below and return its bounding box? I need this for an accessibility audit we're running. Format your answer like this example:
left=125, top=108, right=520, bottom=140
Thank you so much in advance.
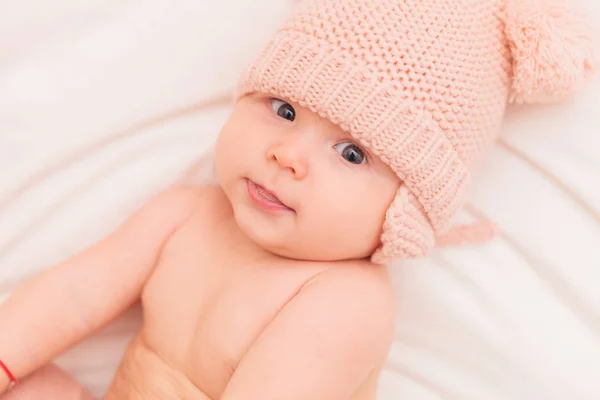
left=334, top=142, right=367, bottom=165
left=270, top=99, right=296, bottom=121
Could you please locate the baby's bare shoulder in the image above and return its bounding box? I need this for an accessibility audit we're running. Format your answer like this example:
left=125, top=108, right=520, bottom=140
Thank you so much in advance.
left=257, top=260, right=395, bottom=372
left=297, top=260, right=394, bottom=336
left=309, top=260, right=394, bottom=312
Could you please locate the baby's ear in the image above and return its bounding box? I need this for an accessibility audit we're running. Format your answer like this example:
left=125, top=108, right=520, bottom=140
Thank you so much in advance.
left=503, top=0, right=597, bottom=104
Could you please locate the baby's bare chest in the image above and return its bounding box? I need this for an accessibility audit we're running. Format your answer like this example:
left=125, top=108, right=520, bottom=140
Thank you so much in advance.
left=137, top=214, right=326, bottom=399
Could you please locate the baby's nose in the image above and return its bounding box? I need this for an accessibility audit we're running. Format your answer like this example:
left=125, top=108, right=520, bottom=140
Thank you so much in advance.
left=266, top=141, right=309, bottom=180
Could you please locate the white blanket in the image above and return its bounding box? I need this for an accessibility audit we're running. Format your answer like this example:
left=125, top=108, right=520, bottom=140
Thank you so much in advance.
left=1, top=1, right=599, bottom=398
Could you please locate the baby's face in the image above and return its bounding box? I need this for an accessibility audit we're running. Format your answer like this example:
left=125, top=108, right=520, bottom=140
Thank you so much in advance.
left=214, top=93, right=400, bottom=261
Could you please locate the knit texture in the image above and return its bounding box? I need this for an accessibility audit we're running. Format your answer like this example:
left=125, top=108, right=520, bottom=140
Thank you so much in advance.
left=237, top=0, right=595, bottom=263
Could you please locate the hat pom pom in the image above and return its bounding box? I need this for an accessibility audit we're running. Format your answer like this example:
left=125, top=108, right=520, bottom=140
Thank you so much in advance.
left=504, top=0, right=597, bottom=104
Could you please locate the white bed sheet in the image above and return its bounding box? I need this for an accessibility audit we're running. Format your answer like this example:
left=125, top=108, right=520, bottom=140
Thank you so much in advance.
left=1, top=1, right=599, bottom=398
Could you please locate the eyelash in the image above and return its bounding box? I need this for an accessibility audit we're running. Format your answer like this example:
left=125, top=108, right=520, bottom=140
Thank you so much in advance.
left=268, top=98, right=295, bottom=120
left=333, top=140, right=370, bottom=165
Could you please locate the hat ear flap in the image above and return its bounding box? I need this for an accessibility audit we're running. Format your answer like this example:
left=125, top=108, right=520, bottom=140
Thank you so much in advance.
left=371, top=186, right=435, bottom=264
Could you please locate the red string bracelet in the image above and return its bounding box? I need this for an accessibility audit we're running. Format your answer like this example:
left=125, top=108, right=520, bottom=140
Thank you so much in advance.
left=0, top=359, right=16, bottom=389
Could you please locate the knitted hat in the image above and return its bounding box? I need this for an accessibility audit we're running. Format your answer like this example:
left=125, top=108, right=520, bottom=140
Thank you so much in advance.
left=236, top=0, right=596, bottom=264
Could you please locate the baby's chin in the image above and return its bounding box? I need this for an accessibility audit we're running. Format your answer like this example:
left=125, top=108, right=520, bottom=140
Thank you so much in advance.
left=234, top=212, right=370, bottom=262
left=234, top=214, right=310, bottom=260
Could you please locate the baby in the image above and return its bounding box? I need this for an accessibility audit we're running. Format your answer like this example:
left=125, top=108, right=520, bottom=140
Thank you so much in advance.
left=0, top=0, right=594, bottom=399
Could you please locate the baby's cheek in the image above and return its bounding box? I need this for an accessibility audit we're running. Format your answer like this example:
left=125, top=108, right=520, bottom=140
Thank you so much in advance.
left=214, top=130, right=244, bottom=180
left=342, top=194, right=387, bottom=253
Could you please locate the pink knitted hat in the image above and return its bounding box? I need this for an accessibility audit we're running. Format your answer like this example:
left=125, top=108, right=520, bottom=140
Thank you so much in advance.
left=237, top=0, right=596, bottom=263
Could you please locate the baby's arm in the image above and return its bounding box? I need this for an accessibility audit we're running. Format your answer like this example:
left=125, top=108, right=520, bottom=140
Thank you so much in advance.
left=0, top=186, right=199, bottom=393
left=221, top=265, right=395, bottom=400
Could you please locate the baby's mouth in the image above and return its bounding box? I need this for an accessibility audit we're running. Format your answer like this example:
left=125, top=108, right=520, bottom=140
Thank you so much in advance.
left=246, top=179, right=294, bottom=212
